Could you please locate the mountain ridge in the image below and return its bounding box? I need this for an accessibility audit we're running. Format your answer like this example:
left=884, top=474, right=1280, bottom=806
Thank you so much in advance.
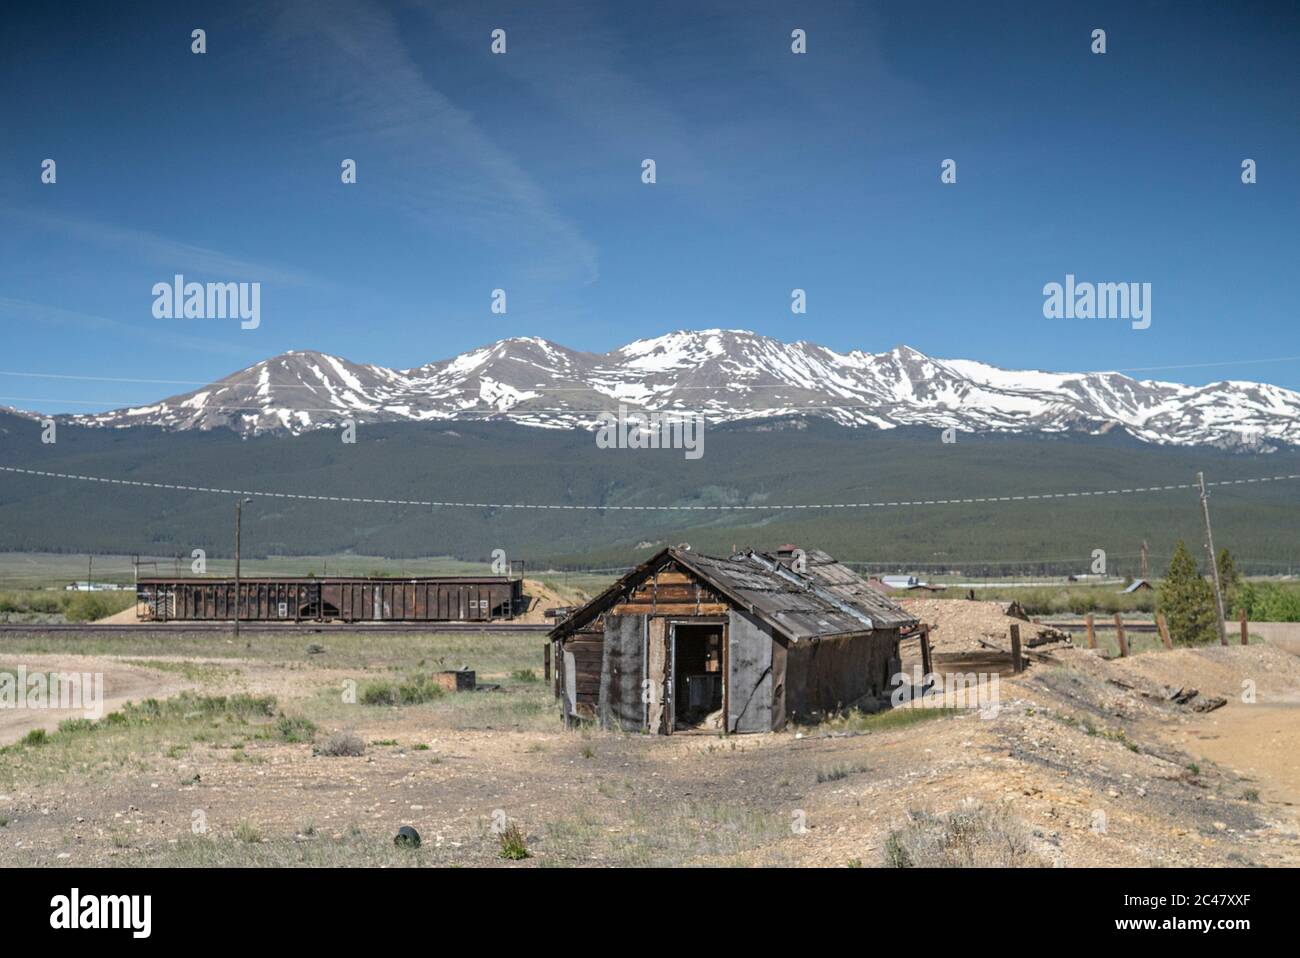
left=61, top=329, right=1300, bottom=450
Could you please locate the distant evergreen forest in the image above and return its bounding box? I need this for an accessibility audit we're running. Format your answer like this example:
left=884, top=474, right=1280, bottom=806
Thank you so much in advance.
left=1, top=412, right=1297, bottom=576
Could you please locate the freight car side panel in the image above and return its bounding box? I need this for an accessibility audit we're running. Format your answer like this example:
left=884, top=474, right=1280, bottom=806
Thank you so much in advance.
left=137, top=577, right=522, bottom=623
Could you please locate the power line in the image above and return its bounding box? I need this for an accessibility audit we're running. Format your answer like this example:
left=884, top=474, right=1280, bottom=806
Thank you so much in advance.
left=1115, top=356, right=1300, bottom=373
left=1, top=463, right=1297, bottom=513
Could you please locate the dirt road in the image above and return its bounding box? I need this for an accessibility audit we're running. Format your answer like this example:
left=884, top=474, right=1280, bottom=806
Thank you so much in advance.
left=0, top=656, right=194, bottom=746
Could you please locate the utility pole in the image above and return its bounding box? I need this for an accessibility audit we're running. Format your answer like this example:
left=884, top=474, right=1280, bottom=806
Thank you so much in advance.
left=234, top=498, right=252, bottom=639
left=87, top=554, right=93, bottom=591
left=1140, top=540, right=1149, bottom=580
left=1196, top=472, right=1229, bottom=646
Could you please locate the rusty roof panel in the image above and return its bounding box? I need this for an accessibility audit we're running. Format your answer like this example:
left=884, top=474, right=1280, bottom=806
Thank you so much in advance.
left=550, top=545, right=917, bottom=642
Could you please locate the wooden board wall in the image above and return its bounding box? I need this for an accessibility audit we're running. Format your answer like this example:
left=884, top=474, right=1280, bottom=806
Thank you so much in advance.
left=608, top=564, right=729, bottom=618
left=599, top=614, right=646, bottom=731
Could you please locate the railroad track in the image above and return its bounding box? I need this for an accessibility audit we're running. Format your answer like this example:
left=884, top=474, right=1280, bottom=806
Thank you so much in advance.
left=0, top=621, right=551, bottom=635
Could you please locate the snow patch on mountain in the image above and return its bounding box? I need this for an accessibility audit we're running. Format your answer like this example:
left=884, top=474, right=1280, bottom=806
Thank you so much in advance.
left=62, top=331, right=1300, bottom=450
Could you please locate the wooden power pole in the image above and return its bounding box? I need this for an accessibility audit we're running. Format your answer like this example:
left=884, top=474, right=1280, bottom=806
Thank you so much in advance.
left=234, top=498, right=251, bottom=639
left=1196, top=472, right=1229, bottom=646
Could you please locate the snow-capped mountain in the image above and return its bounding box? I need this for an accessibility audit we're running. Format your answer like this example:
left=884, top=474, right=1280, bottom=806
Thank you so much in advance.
left=66, top=330, right=1300, bottom=450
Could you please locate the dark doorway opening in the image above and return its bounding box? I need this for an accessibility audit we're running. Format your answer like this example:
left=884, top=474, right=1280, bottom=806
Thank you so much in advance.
left=673, top=623, right=724, bottom=730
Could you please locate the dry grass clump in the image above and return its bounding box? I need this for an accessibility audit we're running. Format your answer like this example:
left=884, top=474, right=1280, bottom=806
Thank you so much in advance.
left=313, top=730, right=365, bottom=757
left=883, top=799, right=1044, bottom=868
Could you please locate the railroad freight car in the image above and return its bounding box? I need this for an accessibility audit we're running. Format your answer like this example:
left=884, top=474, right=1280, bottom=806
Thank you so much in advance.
left=136, top=576, right=525, bottom=623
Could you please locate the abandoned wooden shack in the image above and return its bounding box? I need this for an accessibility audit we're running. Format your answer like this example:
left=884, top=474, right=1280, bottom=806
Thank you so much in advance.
left=548, top=546, right=918, bottom=734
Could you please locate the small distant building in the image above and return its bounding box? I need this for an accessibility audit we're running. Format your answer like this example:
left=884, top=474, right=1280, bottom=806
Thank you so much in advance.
left=65, top=582, right=126, bottom=592
left=869, top=574, right=944, bottom=593
left=548, top=546, right=918, bottom=734
left=881, top=574, right=919, bottom=590
left=1120, top=579, right=1154, bottom=594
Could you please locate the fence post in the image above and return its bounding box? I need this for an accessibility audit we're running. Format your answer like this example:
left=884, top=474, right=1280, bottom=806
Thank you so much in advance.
left=1156, top=612, right=1173, bottom=650
left=1010, top=624, right=1023, bottom=673
left=543, top=642, right=551, bottom=681
left=1114, top=613, right=1128, bottom=657
left=1239, top=608, right=1249, bottom=646
left=1085, top=612, right=1096, bottom=650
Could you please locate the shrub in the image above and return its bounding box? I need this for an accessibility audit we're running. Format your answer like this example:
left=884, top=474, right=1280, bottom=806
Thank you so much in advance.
left=275, top=715, right=318, bottom=743
left=359, top=676, right=444, bottom=706
left=498, top=822, right=530, bottom=860
left=63, top=593, right=117, bottom=622
left=0, top=591, right=63, bottom=615
left=120, top=692, right=277, bottom=724
left=816, top=763, right=869, bottom=783
left=313, top=730, right=365, bottom=757
left=1235, top=582, right=1300, bottom=622
left=234, top=821, right=262, bottom=844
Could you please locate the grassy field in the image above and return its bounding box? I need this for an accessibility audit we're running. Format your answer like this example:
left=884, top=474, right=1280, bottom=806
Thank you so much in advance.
left=1080, top=628, right=1265, bottom=658
left=939, top=583, right=1158, bottom=615
left=0, top=588, right=135, bottom=623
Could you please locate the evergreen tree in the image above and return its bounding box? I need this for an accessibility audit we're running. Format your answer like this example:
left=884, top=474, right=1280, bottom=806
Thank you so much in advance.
left=1157, top=540, right=1217, bottom=645
left=1216, top=548, right=1241, bottom=613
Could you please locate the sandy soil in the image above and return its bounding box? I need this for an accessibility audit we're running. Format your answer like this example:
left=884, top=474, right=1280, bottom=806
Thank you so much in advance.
left=1, top=637, right=1297, bottom=868
left=94, top=606, right=143, bottom=625
left=899, top=598, right=1070, bottom=655
left=514, top=578, right=581, bottom=624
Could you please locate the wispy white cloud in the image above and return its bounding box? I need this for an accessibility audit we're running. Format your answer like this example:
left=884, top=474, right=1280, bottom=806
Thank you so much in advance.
left=422, top=1, right=702, bottom=184
left=0, top=296, right=252, bottom=359
left=4, top=208, right=322, bottom=288
left=265, top=0, right=599, bottom=286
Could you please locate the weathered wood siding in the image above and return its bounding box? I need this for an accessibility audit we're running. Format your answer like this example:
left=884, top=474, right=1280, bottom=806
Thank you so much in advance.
left=599, top=614, right=646, bottom=731
left=783, top=628, right=900, bottom=722
left=608, top=563, right=729, bottom=617
left=558, top=624, right=604, bottom=719
left=727, top=610, right=774, bottom=732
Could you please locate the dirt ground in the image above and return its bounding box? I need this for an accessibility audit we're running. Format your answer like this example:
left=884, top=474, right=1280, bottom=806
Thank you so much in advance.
left=899, top=597, right=1070, bottom=654
left=0, top=627, right=1297, bottom=868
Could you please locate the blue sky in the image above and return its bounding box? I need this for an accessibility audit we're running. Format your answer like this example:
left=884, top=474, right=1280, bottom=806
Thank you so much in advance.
left=2, top=0, right=1298, bottom=414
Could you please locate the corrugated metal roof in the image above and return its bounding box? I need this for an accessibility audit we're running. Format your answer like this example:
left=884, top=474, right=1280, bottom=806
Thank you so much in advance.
left=791, top=550, right=919, bottom=630
left=748, top=548, right=920, bottom=631
left=674, top=548, right=918, bottom=640
left=549, top=545, right=918, bottom=642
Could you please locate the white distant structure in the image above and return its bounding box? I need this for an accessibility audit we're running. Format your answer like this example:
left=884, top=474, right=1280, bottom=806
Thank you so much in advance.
left=880, top=575, right=920, bottom=589
left=65, top=581, right=126, bottom=592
